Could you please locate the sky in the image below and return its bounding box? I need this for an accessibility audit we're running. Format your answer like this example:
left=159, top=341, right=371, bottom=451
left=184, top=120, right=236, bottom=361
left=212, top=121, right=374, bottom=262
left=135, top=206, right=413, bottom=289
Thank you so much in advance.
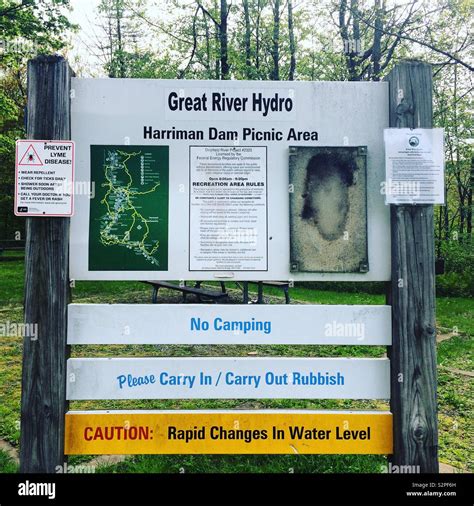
left=68, top=0, right=103, bottom=75
left=65, top=0, right=460, bottom=77
left=67, top=0, right=167, bottom=76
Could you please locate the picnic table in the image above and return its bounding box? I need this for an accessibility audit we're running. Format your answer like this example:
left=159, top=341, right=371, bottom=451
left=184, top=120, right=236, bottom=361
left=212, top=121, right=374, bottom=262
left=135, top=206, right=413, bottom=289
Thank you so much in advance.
left=240, top=281, right=290, bottom=304
left=144, top=281, right=228, bottom=304
left=143, top=280, right=290, bottom=304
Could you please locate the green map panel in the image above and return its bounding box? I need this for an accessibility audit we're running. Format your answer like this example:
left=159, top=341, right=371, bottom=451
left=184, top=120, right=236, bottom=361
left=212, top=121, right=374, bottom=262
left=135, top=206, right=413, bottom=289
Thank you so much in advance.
left=89, top=145, right=169, bottom=271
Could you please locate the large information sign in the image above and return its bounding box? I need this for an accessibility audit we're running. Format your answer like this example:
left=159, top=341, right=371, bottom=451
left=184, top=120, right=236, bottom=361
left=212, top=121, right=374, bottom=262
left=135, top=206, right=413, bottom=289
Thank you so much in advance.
left=70, top=80, right=390, bottom=281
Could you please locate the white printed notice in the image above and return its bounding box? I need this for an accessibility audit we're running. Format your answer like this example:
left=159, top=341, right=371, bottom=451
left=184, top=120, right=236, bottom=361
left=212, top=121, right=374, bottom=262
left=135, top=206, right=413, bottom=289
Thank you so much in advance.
left=15, top=140, right=75, bottom=216
left=384, top=128, right=445, bottom=204
left=189, top=146, right=268, bottom=271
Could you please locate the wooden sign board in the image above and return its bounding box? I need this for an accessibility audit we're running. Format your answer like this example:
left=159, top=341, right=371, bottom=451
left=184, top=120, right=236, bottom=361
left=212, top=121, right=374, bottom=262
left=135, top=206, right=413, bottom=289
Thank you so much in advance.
left=70, top=79, right=390, bottom=281
left=66, top=357, right=390, bottom=400
left=67, top=303, right=391, bottom=345
left=65, top=410, right=393, bottom=455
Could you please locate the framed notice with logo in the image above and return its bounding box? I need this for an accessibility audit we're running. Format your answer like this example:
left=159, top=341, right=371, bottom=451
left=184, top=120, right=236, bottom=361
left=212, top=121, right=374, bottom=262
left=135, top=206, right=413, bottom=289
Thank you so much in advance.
left=383, top=128, right=445, bottom=205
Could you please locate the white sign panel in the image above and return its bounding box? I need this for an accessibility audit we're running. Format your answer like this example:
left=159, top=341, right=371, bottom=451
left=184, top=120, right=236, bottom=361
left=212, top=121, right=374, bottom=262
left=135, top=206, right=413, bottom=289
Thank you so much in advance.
left=189, top=146, right=268, bottom=271
left=384, top=128, right=445, bottom=204
left=71, top=79, right=390, bottom=281
left=15, top=140, right=74, bottom=216
left=66, top=357, right=390, bottom=400
left=67, top=303, right=392, bottom=345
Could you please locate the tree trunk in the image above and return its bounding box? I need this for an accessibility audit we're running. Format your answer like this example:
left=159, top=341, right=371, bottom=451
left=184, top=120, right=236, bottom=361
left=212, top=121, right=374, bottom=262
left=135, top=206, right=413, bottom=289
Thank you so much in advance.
left=444, top=188, right=449, bottom=240
left=220, top=0, right=229, bottom=79
left=458, top=185, right=465, bottom=236
left=115, top=0, right=125, bottom=78
left=243, top=0, right=251, bottom=78
left=256, top=0, right=261, bottom=72
left=372, top=0, right=383, bottom=80
left=203, top=9, right=212, bottom=77
left=106, top=13, right=115, bottom=77
left=214, top=0, right=220, bottom=79
left=452, top=64, right=466, bottom=240
left=436, top=206, right=442, bottom=257
left=339, top=0, right=356, bottom=80
left=351, top=0, right=361, bottom=77
left=288, top=0, right=296, bottom=80
left=467, top=156, right=473, bottom=235
left=271, top=0, right=280, bottom=80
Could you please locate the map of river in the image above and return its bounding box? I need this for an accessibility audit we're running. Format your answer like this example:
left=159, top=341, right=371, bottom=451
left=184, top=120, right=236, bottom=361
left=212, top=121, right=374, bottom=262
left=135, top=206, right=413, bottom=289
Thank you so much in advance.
left=89, top=145, right=169, bottom=271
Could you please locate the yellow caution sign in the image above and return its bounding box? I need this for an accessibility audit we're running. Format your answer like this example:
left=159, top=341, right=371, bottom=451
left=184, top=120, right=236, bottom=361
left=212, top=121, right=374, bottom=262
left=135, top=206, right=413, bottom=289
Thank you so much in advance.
left=65, top=410, right=392, bottom=455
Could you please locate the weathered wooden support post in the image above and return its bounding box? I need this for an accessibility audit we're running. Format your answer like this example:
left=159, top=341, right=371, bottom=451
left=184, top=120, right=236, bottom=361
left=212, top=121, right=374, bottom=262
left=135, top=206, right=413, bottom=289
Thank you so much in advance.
left=386, top=61, right=439, bottom=472
left=19, top=55, right=72, bottom=473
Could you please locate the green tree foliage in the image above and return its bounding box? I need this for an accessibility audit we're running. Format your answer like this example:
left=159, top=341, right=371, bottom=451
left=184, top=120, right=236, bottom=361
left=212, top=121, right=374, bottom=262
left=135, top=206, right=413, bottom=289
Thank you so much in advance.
left=0, top=0, right=75, bottom=240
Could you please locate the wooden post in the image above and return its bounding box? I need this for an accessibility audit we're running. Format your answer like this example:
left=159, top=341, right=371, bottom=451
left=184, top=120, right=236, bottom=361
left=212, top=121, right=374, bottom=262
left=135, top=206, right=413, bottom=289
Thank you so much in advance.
left=386, top=61, right=439, bottom=472
left=19, top=55, right=72, bottom=473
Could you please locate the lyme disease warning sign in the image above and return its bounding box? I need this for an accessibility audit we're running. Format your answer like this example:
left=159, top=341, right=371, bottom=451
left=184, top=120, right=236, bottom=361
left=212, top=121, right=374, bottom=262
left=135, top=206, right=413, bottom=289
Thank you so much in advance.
left=15, top=140, right=74, bottom=216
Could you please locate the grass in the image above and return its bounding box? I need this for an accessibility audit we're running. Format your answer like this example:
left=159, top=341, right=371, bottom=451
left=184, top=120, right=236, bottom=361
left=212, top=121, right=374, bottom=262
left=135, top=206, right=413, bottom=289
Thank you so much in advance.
left=436, top=298, right=474, bottom=338
left=0, top=250, right=24, bottom=259
left=0, top=258, right=472, bottom=473
left=0, top=450, right=17, bottom=473
left=96, top=454, right=386, bottom=474
left=0, top=333, right=22, bottom=447
left=437, top=334, right=473, bottom=371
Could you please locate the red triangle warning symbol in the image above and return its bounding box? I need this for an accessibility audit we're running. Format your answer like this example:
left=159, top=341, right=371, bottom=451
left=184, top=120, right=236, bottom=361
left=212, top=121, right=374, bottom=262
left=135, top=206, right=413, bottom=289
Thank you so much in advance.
left=19, top=144, right=43, bottom=166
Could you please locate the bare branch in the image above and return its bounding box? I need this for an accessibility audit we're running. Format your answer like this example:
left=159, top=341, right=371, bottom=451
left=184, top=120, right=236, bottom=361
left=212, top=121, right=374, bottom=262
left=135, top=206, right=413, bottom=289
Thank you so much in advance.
left=123, top=0, right=194, bottom=45
left=196, top=1, right=220, bottom=28
left=352, top=7, right=474, bottom=72
left=0, top=0, right=32, bottom=18
left=178, top=6, right=200, bottom=78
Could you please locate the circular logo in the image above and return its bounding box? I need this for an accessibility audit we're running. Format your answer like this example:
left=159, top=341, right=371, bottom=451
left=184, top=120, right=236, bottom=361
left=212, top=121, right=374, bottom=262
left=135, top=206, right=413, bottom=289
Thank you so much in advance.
left=409, top=136, right=419, bottom=147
